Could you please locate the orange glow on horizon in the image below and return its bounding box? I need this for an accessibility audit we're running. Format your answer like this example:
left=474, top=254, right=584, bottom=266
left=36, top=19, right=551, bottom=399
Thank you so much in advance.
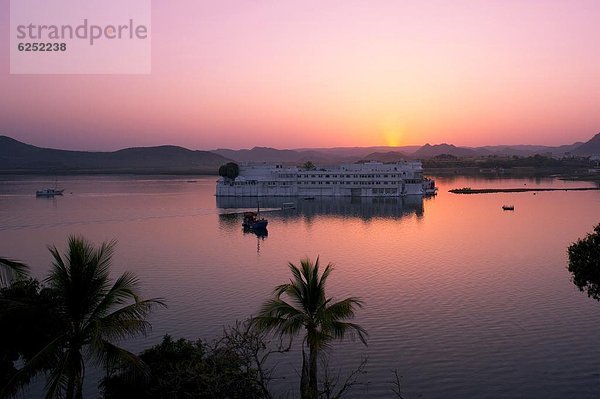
left=1, top=1, right=599, bottom=151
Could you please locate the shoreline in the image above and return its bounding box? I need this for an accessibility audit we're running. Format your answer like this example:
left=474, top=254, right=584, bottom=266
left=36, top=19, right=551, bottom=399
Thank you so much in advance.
left=0, top=169, right=220, bottom=176
left=449, top=187, right=600, bottom=194
left=1, top=167, right=599, bottom=183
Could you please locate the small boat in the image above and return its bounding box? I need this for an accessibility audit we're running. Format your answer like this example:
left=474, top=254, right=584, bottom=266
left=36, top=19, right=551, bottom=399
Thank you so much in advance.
left=303, top=197, right=316, bottom=200
left=36, top=188, right=65, bottom=197
left=422, top=178, right=437, bottom=195
left=282, top=202, right=296, bottom=210
left=242, top=202, right=268, bottom=229
left=502, top=205, right=515, bottom=211
left=242, top=212, right=268, bottom=229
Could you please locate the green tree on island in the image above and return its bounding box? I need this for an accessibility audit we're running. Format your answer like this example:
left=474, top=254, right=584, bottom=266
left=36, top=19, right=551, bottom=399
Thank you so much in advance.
left=252, top=257, right=367, bottom=399
left=219, top=162, right=240, bottom=180
left=302, top=161, right=316, bottom=170
left=568, top=223, right=600, bottom=300
left=1, top=236, right=165, bottom=399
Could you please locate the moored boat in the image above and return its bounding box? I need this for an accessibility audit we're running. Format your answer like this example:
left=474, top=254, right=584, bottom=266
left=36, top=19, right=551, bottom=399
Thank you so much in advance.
left=36, top=188, right=65, bottom=197
left=282, top=202, right=296, bottom=210
left=422, top=178, right=437, bottom=196
left=242, top=212, right=268, bottom=229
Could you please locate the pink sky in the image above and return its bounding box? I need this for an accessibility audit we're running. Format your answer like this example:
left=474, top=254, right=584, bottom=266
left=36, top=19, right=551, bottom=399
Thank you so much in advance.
left=1, top=0, right=599, bottom=151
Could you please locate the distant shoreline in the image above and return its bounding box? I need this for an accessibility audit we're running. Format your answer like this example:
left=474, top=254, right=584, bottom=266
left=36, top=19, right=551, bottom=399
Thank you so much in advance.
left=0, top=168, right=220, bottom=176
left=1, top=166, right=598, bottom=181
left=450, top=187, right=600, bottom=194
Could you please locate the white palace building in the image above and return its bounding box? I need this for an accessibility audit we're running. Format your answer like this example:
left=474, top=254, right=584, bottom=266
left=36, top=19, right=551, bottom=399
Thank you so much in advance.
left=216, top=161, right=437, bottom=197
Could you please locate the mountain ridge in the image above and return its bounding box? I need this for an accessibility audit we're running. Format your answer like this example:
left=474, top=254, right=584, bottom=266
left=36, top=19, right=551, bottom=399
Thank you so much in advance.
left=0, top=135, right=232, bottom=174
left=1, top=132, right=598, bottom=173
left=212, top=137, right=595, bottom=162
left=572, top=133, right=600, bottom=156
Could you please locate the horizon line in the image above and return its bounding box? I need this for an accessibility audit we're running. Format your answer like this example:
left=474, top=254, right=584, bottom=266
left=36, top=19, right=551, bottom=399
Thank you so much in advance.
left=2, top=133, right=595, bottom=153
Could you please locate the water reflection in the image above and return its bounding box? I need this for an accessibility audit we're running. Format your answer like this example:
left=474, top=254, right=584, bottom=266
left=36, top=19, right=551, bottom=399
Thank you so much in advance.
left=243, top=227, right=268, bottom=253
left=216, top=195, right=427, bottom=220
left=4, top=176, right=600, bottom=399
left=243, top=227, right=268, bottom=238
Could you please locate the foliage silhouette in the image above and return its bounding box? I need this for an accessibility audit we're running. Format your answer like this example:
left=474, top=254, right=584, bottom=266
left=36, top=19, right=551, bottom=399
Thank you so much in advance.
left=568, top=223, right=600, bottom=300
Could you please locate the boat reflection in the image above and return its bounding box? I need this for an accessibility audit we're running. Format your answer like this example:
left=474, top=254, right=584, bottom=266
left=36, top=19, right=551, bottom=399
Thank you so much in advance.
left=243, top=226, right=268, bottom=238
left=217, top=195, right=426, bottom=220
left=243, top=227, right=268, bottom=253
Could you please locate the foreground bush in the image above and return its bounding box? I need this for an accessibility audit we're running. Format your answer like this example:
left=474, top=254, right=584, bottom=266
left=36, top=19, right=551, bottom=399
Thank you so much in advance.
left=568, top=223, right=600, bottom=300
left=102, top=322, right=280, bottom=399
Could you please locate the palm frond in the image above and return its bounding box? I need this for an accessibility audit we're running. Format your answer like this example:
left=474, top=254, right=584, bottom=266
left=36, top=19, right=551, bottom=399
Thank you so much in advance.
left=0, top=334, right=66, bottom=399
left=256, top=299, right=305, bottom=322
left=324, top=297, right=364, bottom=321
left=87, top=271, right=142, bottom=322
left=329, top=321, right=368, bottom=346
left=46, top=245, right=69, bottom=289
left=44, top=347, right=84, bottom=399
left=90, top=340, right=149, bottom=381
left=273, top=282, right=292, bottom=297
left=93, top=239, right=117, bottom=277
left=288, top=262, right=304, bottom=286
left=253, top=299, right=307, bottom=336
left=0, top=257, right=29, bottom=287
left=317, top=263, right=334, bottom=293
left=43, top=353, right=70, bottom=399
left=287, top=281, right=311, bottom=312
left=87, top=298, right=165, bottom=342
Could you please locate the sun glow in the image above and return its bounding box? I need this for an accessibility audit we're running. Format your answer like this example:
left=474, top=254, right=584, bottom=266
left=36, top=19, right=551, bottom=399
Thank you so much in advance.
left=380, top=116, right=406, bottom=147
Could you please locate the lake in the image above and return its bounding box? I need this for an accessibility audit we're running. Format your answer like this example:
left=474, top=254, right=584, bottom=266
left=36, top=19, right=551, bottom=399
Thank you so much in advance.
left=1, top=175, right=599, bottom=398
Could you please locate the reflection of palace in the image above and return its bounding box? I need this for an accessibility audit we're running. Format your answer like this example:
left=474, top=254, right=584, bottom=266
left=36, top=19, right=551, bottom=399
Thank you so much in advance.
left=216, top=195, right=426, bottom=220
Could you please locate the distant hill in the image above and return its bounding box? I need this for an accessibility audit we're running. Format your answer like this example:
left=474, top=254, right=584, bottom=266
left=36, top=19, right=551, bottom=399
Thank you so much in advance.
left=212, top=147, right=306, bottom=163
left=213, top=147, right=345, bottom=164
left=362, top=151, right=409, bottom=163
left=552, top=142, right=585, bottom=155
left=476, top=146, right=536, bottom=156
left=478, top=143, right=583, bottom=156
left=293, top=145, right=421, bottom=158
left=412, top=143, right=480, bottom=159
left=212, top=145, right=422, bottom=164
left=572, top=133, right=600, bottom=156
left=0, top=136, right=231, bottom=174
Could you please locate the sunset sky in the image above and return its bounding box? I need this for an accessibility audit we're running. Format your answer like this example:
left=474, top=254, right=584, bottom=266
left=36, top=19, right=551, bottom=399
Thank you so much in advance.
left=1, top=0, right=599, bottom=151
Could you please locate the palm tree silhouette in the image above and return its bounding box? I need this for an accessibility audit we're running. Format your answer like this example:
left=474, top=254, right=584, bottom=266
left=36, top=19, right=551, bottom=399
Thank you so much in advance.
left=2, top=236, right=165, bottom=399
left=253, top=257, right=367, bottom=398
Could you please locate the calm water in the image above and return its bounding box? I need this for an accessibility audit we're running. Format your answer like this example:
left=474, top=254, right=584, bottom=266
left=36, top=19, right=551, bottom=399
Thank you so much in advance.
left=1, top=175, right=600, bottom=398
